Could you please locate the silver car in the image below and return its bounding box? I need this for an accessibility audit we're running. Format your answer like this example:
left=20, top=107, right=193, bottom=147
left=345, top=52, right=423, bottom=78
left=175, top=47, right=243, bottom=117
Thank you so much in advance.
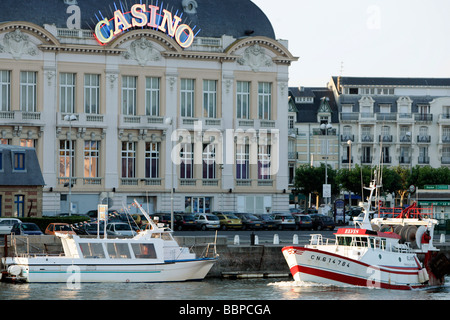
left=0, top=218, right=21, bottom=234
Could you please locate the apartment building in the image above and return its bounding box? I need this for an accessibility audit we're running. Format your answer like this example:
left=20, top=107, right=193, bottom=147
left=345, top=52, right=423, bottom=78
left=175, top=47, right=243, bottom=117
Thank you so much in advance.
left=0, top=0, right=297, bottom=215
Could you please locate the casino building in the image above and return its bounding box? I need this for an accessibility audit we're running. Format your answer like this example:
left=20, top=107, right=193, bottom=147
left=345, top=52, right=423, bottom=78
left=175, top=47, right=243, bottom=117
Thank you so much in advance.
left=0, top=0, right=297, bottom=216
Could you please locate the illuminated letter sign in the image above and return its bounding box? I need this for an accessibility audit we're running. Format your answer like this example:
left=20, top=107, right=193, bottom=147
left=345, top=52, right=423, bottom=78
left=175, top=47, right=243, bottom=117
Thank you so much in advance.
left=94, top=3, right=198, bottom=49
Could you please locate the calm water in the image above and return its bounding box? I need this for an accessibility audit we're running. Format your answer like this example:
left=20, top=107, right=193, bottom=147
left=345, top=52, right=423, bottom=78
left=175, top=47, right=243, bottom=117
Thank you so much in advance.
left=1, top=277, right=449, bottom=300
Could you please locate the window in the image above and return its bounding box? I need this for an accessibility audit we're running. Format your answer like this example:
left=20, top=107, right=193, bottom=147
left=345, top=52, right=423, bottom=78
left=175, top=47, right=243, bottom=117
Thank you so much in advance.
left=258, top=145, right=271, bottom=180
left=84, top=74, right=100, bottom=114
left=13, top=151, right=25, bottom=171
left=59, top=140, right=75, bottom=178
left=121, top=142, right=136, bottom=178
left=382, top=146, right=390, bottom=163
left=181, top=79, right=195, bottom=117
left=122, top=76, right=137, bottom=115
left=79, top=243, right=106, bottom=258
left=20, top=139, right=35, bottom=148
left=145, top=77, right=160, bottom=116
left=20, top=71, right=37, bottom=112
left=349, top=88, right=358, bottom=95
left=14, top=195, right=24, bottom=218
left=236, top=144, right=249, bottom=180
left=379, top=104, right=391, bottom=113
left=131, top=243, right=157, bottom=259
left=145, top=142, right=159, bottom=178
left=202, top=143, right=216, bottom=180
left=203, top=80, right=217, bottom=118
left=0, top=70, right=10, bottom=111
left=236, top=81, right=250, bottom=119
left=180, top=143, right=193, bottom=179
left=84, top=141, right=99, bottom=178
left=107, top=243, right=131, bottom=259
left=362, top=146, right=371, bottom=163
left=288, top=115, right=295, bottom=129
left=60, top=73, right=76, bottom=113
left=185, top=196, right=211, bottom=214
left=419, top=146, right=429, bottom=164
left=258, top=82, right=272, bottom=120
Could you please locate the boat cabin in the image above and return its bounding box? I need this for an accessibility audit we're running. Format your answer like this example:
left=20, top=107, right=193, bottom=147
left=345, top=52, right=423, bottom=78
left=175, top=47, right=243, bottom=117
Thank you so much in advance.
left=333, top=228, right=402, bottom=251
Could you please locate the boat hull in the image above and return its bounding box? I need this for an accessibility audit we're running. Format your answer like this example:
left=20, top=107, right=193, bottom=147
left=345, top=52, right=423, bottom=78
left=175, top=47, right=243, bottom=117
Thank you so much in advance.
left=282, top=246, right=429, bottom=290
left=4, top=257, right=216, bottom=283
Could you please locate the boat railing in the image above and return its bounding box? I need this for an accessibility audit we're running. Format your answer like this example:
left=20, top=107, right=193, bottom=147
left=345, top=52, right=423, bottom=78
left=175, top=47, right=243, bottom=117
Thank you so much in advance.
left=309, top=234, right=335, bottom=246
left=379, top=202, right=433, bottom=219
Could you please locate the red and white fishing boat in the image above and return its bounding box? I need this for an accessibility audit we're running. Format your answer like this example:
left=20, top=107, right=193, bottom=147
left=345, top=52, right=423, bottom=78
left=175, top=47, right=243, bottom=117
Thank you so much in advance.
left=283, top=179, right=450, bottom=290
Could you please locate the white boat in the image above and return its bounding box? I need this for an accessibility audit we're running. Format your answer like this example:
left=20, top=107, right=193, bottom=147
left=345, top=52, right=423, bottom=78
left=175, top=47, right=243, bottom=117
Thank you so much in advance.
left=1, top=200, right=218, bottom=283
left=283, top=179, right=450, bottom=290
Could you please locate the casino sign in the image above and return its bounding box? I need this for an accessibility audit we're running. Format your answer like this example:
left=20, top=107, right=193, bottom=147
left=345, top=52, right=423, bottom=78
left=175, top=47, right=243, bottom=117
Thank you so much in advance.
left=94, top=4, right=197, bottom=48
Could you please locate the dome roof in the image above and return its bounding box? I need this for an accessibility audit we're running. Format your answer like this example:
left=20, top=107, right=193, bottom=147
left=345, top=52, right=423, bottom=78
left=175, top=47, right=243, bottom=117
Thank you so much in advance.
left=1, top=0, right=275, bottom=40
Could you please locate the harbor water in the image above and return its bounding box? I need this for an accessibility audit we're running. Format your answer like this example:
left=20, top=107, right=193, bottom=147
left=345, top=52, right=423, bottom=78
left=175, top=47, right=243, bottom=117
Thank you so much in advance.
left=1, top=277, right=449, bottom=300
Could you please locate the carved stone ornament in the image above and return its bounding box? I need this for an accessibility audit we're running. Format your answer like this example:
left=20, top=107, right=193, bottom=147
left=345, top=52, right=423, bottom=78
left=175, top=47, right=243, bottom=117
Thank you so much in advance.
left=237, top=44, right=273, bottom=72
left=122, top=37, right=161, bottom=66
left=0, top=29, right=38, bottom=60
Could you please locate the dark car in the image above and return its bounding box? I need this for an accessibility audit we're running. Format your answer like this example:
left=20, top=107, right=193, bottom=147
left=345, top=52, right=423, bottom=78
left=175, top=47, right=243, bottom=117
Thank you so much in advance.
left=234, top=213, right=263, bottom=230
left=310, top=214, right=335, bottom=231
left=272, top=213, right=296, bottom=230
left=174, top=213, right=197, bottom=231
left=258, top=214, right=277, bottom=230
left=294, top=214, right=313, bottom=230
left=11, top=222, right=43, bottom=235
left=75, top=221, right=112, bottom=236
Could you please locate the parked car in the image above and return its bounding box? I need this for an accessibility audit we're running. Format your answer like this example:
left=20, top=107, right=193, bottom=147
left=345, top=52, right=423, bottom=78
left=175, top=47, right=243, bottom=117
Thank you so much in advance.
left=294, top=214, right=313, bottom=230
left=233, top=213, right=264, bottom=230
left=44, top=223, right=76, bottom=235
left=289, top=208, right=304, bottom=214
left=258, top=214, right=277, bottom=230
left=174, top=213, right=197, bottom=231
left=106, top=222, right=137, bottom=236
left=310, top=214, right=335, bottom=231
left=272, top=213, right=296, bottom=230
left=75, top=222, right=109, bottom=236
left=10, top=222, right=43, bottom=235
left=0, top=218, right=21, bottom=234
left=194, top=214, right=220, bottom=230
left=213, top=212, right=242, bottom=230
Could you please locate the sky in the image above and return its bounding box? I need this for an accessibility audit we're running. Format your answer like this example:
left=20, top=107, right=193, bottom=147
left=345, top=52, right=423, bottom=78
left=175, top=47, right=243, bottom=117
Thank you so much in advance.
left=252, top=0, right=450, bottom=87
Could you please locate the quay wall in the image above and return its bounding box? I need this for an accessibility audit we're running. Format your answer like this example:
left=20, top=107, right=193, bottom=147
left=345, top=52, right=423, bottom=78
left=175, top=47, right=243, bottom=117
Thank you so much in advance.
left=1, top=235, right=449, bottom=278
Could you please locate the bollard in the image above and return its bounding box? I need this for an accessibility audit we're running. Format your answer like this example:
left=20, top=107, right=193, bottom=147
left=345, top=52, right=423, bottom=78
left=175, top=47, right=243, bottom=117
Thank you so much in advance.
left=273, top=234, right=279, bottom=245
left=293, top=234, right=299, bottom=245
left=250, top=232, right=255, bottom=246
left=254, top=235, right=259, bottom=245
left=234, top=235, right=240, bottom=245
left=440, top=234, right=446, bottom=243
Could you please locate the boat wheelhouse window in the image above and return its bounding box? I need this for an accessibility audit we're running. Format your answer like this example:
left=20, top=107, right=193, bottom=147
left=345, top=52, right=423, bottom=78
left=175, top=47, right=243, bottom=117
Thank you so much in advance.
left=131, top=243, right=157, bottom=259
left=107, top=242, right=131, bottom=259
left=337, top=236, right=369, bottom=247
left=337, top=236, right=352, bottom=246
left=151, top=232, right=173, bottom=241
left=79, top=243, right=106, bottom=259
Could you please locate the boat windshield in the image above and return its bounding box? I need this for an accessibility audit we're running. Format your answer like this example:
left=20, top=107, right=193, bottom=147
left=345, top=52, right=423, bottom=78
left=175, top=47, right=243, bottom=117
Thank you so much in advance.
left=337, top=236, right=370, bottom=247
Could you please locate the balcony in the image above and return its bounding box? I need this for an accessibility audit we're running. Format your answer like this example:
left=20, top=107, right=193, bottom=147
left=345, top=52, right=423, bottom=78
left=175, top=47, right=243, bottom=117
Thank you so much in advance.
left=312, top=128, right=337, bottom=136
left=381, top=156, right=392, bottom=164
left=417, top=135, right=431, bottom=143
left=418, top=156, right=430, bottom=164
left=442, top=136, right=450, bottom=144
left=414, top=114, right=433, bottom=123
left=442, top=157, right=450, bottom=165
left=377, top=113, right=397, bottom=121
left=399, top=135, right=412, bottom=143
left=379, top=135, right=393, bottom=143
left=0, top=111, right=44, bottom=126
left=361, top=135, right=374, bottom=143
left=340, top=113, right=359, bottom=122
left=341, top=156, right=353, bottom=164
left=361, top=156, right=372, bottom=164
left=438, top=114, right=450, bottom=124
left=399, top=156, right=411, bottom=164
left=120, top=114, right=166, bottom=129
left=341, top=135, right=354, bottom=142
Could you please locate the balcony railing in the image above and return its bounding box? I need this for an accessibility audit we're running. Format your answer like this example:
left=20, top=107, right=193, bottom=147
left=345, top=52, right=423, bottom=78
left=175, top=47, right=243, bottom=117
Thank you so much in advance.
left=417, top=135, right=431, bottom=143
left=414, top=114, right=433, bottom=122
left=341, top=135, right=354, bottom=142
left=442, top=156, right=450, bottom=164
left=379, top=135, right=393, bottom=143
left=418, top=156, right=430, bottom=164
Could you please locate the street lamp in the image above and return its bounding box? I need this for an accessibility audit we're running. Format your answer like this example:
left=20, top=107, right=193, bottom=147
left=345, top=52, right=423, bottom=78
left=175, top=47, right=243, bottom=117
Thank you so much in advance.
left=64, top=114, right=77, bottom=216
left=320, top=123, right=332, bottom=208
left=346, top=139, right=352, bottom=224
left=164, top=117, right=175, bottom=231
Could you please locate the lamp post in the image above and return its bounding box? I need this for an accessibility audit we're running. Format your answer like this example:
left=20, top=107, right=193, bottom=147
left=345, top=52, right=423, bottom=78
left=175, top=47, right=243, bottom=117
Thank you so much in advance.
left=164, top=117, right=175, bottom=230
left=346, top=139, right=352, bottom=225
left=64, top=114, right=77, bottom=216
left=320, top=123, right=332, bottom=208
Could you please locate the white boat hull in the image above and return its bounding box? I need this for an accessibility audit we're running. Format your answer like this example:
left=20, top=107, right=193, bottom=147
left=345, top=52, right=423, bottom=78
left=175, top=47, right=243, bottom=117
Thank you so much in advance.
left=282, top=246, right=428, bottom=290
left=5, top=257, right=216, bottom=283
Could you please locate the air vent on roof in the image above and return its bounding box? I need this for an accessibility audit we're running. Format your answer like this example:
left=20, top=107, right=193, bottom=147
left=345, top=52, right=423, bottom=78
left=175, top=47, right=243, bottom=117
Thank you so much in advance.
left=63, top=0, right=78, bottom=5
left=182, top=0, right=198, bottom=14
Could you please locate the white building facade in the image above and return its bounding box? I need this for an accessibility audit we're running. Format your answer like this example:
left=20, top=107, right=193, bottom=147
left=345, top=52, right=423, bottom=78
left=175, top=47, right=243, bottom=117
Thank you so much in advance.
left=0, top=0, right=297, bottom=216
